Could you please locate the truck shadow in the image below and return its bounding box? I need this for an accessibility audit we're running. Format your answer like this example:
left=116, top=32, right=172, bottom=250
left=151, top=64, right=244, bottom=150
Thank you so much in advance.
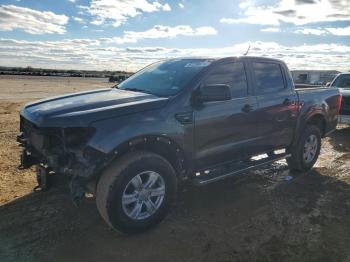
left=1, top=163, right=350, bottom=262
left=328, top=125, right=350, bottom=152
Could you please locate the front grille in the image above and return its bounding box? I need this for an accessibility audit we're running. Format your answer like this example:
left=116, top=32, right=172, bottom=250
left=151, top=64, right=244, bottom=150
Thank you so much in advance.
left=20, top=116, right=38, bottom=133
left=20, top=117, right=45, bottom=151
left=19, top=117, right=74, bottom=171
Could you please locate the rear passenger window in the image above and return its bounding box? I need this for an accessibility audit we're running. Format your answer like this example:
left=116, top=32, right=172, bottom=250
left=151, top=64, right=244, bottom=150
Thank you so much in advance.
left=253, top=62, right=285, bottom=94
left=203, top=62, right=248, bottom=98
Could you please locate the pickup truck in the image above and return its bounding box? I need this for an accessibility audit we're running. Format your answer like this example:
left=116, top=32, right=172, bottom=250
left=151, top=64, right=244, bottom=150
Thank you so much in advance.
left=18, top=57, right=341, bottom=234
left=328, top=73, right=350, bottom=125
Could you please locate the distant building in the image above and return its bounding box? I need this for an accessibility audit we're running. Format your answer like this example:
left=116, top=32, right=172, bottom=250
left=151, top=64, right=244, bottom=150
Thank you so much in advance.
left=291, top=70, right=340, bottom=85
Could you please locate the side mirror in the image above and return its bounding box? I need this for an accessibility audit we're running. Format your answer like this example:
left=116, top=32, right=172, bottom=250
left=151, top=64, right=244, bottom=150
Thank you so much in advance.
left=326, top=82, right=331, bottom=87
left=197, top=84, right=231, bottom=103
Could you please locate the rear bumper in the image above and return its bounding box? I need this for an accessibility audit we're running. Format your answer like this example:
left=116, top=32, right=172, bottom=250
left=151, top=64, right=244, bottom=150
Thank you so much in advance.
left=339, top=115, right=350, bottom=125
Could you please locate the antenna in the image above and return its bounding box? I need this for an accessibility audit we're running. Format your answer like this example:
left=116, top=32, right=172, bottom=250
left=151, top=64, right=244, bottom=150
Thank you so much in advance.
left=244, top=44, right=251, bottom=56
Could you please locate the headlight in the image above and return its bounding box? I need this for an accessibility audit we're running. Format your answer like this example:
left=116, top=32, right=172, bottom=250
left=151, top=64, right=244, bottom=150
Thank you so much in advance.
left=63, top=127, right=95, bottom=147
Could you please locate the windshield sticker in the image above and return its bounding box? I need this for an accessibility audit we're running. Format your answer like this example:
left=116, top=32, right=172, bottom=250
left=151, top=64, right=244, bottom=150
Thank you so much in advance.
left=185, top=61, right=212, bottom=68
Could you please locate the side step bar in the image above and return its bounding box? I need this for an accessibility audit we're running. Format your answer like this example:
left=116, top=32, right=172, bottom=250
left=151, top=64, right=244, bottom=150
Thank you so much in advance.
left=193, top=153, right=291, bottom=186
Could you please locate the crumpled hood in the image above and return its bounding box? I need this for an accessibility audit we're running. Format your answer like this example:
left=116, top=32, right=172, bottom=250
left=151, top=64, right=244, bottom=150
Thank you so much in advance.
left=21, top=88, right=168, bottom=127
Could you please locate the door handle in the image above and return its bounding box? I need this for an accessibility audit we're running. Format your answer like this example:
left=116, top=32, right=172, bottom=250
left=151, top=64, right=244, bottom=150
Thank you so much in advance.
left=241, top=104, right=253, bottom=113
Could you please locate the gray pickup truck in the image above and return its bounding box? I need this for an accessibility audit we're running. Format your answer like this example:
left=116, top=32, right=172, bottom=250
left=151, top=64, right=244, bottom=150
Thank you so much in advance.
left=328, top=73, right=350, bottom=125
left=18, top=56, right=341, bottom=233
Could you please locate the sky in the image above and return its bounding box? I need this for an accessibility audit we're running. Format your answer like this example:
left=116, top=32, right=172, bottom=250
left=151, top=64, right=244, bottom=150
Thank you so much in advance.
left=0, top=0, right=349, bottom=71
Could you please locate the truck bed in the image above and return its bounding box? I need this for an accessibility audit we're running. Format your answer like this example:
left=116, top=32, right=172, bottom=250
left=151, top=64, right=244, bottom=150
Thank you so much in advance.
left=296, top=87, right=340, bottom=134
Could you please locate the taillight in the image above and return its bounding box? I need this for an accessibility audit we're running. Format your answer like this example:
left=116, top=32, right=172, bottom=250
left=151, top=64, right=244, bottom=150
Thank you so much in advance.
left=337, top=94, right=342, bottom=115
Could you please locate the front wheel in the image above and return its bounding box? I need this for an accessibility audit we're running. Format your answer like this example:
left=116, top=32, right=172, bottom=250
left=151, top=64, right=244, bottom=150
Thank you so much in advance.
left=96, top=151, right=177, bottom=234
left=287, top=125, right=321, bottom=172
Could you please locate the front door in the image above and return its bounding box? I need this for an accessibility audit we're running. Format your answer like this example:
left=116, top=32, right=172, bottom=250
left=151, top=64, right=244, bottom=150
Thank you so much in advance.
left=193, top=62, right=259, bottom=169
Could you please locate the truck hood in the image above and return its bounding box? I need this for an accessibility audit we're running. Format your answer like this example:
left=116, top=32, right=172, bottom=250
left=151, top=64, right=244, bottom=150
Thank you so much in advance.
left=21, top=88, right=168, bottom=127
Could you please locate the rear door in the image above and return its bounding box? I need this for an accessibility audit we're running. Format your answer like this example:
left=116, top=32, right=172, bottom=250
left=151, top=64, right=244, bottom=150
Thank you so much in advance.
left=193, top=61, right=259, bottom=169
left=250, top=61, right=298, bottom=152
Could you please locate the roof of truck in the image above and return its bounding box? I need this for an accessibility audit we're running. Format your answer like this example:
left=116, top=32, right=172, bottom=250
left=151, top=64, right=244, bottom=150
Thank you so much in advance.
left=169, top=56, right=285, bottom=64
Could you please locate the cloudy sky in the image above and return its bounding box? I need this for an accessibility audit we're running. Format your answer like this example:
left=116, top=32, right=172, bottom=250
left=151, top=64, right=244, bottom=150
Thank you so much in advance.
left=0, top=0, right=349, bottom=71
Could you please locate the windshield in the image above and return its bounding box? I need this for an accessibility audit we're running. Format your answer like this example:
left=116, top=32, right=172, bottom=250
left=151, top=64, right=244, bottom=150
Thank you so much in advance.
left=331, top=74, right=350, bottom=89
left=117, top=59, right=212, bottom=97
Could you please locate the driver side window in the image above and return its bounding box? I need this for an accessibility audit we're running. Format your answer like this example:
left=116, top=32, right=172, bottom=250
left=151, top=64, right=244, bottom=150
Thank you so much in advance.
left=202, top=62, right=248, bottom=98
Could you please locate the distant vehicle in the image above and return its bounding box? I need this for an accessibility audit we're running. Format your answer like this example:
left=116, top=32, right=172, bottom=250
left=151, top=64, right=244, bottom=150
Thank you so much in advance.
left=109, top=75, right=129, bottom=83
left=328, top=73, right=350, bottom=125
left=18, top=57, right=341, bottom=234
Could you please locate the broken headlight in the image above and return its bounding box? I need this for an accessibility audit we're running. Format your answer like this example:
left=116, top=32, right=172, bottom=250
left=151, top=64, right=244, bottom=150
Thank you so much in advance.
left=63, top=127, right=96, bottom=148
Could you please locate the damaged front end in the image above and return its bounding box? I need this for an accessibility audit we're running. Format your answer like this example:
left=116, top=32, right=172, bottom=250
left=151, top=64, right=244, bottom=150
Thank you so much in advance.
left=18, top=116, right=110, bottom=205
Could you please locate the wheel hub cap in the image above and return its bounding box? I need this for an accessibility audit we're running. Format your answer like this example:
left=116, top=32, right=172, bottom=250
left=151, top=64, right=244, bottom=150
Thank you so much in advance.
left=303, top=134, right=318, bottom=164
left=122, top=171, right=165, bottom=220
left=138, top=189, right=149, bottom=201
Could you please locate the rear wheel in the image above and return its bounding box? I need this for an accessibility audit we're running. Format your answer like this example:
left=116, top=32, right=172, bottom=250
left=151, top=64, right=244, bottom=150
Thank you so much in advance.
left=96, top=151, right=177, bottom=234
left=287, top=125, right=321, bottom=172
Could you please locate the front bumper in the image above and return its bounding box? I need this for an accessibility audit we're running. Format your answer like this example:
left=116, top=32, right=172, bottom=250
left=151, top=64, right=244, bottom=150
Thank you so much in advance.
left=17, top=117, right=110, bottom=204
left=18, top=116, right=107, bottom=176
left=339, top=115, right=350, bottom=125
left=18, top=138, right=106, bottom=204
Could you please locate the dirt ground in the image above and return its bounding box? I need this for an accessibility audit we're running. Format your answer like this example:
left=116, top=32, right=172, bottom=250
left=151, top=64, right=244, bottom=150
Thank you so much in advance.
left=0, top=75, right=349, bottom=262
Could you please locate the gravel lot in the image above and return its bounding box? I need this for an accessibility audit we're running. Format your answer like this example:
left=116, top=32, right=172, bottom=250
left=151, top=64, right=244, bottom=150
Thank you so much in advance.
left=0, top=75, right=349, bottom=262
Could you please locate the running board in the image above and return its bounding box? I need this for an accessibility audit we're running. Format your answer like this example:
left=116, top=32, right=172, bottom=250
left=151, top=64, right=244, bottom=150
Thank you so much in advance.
left=193, top=153, right=291, bottom=186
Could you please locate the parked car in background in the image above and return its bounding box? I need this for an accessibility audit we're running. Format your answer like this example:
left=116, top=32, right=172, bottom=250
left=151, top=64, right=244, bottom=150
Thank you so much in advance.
left=328, top=73, right=350, bottom=125
left=18, top=57, right=341, bottom=234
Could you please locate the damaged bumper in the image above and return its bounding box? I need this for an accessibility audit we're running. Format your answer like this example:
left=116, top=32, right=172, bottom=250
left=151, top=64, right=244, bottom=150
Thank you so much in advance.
left=17, top=116, right=111, bottom=204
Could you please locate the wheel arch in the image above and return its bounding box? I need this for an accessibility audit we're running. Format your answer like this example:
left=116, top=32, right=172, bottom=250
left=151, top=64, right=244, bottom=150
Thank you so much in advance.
left=305, top=113, right=327, bottom=137
left=291, top=112, right=326, bottom=149
left=107, top=135, right=188, bottom=180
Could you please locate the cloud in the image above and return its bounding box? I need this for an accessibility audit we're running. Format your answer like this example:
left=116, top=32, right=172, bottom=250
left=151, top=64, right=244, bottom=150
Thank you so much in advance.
left=72, top=16, right=85, bottom=23
left=85, top=0, right=171, bottom=27
left=0, top=38, right=349, bottom=72
left=0, top=5, right=68, bottom=34
left=295, top=0, right=318, bottom=4
left=106, top=25, right=217, bottom=44
left=220, top=15, right=280, bottom=26
left=67, top=0, right=76, bottom=3
left=179, top=3, right=184, bottom=8
left=261, top=27, right=281, bottom=32
left=293, top=26, right=350, bottom=36
left=294, top=28, right=327, bottom=35
left=220, top=0, right=350, bottom=26
left=325, top=26, right=350, bottom=36
left=162, top=3, right=171, bottom=11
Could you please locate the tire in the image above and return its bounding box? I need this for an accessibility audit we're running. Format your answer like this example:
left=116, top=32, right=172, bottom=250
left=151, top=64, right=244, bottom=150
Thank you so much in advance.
left=96, top=151, right=177, bottom=234
left=287, top=125, right=321, bottom=172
